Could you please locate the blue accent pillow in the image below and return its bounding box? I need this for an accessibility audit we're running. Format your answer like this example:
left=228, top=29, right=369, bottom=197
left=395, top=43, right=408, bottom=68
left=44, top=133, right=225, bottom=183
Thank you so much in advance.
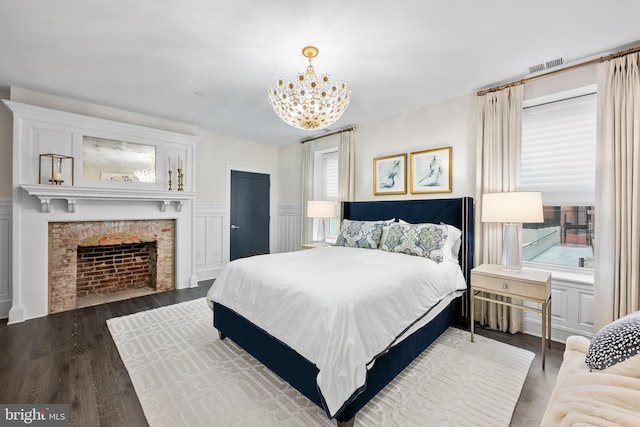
left=381, top=222, right=448, bottom=262
left=585, top=310, right=640, bottom=371
left=335, top=219, right=384, bottom=249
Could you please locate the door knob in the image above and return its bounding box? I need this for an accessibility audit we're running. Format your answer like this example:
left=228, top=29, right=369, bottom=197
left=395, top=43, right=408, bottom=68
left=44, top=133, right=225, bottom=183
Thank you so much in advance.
left=231, top=225, right=240, bottom=229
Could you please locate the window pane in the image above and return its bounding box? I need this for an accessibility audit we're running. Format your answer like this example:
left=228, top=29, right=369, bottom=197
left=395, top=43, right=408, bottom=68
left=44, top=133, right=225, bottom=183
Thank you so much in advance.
left=523, top=206, right=594, bottom=268
left=324, top=151, right=338, bottom=199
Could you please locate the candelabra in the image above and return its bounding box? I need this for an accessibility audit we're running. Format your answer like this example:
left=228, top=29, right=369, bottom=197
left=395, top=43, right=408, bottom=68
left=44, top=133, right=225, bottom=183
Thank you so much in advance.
left=168, top=169, right=173, bottom=191
left=177, top=168, right=184, bottom=191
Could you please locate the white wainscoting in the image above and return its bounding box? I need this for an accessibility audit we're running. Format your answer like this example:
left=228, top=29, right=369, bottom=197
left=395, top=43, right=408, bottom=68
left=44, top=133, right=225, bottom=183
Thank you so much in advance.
left=0, top=199, right=11, bottom=319
left=277, top=204, right=301, bottom=253
left=523, top=276, right=594, bottom=343
left=195, top=204, right=226, bottom=282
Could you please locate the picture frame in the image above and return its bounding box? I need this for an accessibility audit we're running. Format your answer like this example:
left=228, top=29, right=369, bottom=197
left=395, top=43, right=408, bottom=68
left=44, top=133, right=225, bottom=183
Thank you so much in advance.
left=373, top=153, right=407, bottom=195
left=410, top=146, right=452, bottom=194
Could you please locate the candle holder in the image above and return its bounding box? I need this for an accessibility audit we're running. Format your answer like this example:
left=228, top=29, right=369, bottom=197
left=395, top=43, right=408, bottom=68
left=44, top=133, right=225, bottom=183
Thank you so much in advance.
left=177, top=168, right=184, bottom=191
left=168, top=169, right=173, bottom=191
left=39, top=153, right=74, bottom=186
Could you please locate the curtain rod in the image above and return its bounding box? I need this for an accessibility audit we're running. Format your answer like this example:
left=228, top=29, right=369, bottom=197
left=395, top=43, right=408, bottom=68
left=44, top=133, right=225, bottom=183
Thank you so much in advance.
left=476, top=44, right=640, bottom=96
left=300, top=125, right=356, bottom=143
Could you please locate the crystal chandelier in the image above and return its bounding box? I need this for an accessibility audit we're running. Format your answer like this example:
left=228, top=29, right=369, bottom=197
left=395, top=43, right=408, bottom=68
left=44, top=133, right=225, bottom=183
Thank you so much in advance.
left=268, top=46, right=350, bottom=130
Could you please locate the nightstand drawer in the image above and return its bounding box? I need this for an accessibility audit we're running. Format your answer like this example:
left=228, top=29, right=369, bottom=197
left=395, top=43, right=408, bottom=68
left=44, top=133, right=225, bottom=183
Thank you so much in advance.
left=471, top=273, right=547, bottom=300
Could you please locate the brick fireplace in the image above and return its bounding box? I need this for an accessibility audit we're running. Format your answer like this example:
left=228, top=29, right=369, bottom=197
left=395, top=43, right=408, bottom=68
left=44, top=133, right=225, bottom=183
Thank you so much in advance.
left=49, top=220, right=175, bottom=313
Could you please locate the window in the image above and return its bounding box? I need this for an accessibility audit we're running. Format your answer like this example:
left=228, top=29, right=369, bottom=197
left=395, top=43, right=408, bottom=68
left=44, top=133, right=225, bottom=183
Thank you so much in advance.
left=521, top=87, right=596, bottom=270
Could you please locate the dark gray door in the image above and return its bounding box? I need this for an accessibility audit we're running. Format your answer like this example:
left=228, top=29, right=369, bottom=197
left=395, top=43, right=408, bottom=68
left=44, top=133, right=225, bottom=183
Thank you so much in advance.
left=230, top=170, right=270, bottom=260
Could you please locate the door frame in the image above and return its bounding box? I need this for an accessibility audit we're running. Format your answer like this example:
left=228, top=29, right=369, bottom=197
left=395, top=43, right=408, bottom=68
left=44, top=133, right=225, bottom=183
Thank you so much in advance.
left=225, top=165, right=275, bottom=264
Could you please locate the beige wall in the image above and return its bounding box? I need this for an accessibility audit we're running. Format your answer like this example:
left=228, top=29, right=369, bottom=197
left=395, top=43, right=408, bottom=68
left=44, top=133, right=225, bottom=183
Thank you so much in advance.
left=355, top=93, right=477, bottom=201
left=0, top=90, right=13, bottom=198
left=195, top=130, right=279, bottom=205
left=277, top=93, right=478, bottom=205
left=277, top=142, right=303, bottom=205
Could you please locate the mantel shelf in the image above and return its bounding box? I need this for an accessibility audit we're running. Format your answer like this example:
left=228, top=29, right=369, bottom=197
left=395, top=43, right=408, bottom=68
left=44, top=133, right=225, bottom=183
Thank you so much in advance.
left=20, top=184, right=197, bottom=213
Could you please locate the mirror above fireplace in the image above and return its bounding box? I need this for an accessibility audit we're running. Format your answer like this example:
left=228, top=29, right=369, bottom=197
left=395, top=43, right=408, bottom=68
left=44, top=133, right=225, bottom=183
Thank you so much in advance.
left=82, top=136, right=157, bottom=183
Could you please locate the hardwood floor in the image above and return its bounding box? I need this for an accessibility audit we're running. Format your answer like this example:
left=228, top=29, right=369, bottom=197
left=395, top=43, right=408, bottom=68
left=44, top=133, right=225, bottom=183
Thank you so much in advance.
left=0, top=282, right=564, bottom=426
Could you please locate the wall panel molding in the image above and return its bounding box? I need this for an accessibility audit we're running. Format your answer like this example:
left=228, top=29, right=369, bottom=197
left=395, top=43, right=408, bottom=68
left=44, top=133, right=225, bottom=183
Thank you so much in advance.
left=277, top=204, right=301, bottom=253
left=195, top=203, right=226, bottom=282
left=523, top=276, right=594, bottom=343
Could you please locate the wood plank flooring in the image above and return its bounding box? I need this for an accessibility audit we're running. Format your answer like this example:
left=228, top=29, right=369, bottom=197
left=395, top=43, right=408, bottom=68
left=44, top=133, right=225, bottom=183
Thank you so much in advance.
left=0, top=282, right=564, bottom=426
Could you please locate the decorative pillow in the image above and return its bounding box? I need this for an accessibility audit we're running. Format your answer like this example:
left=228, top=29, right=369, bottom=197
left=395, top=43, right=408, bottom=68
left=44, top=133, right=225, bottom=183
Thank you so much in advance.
left=381, top=222, right=448, bottom=262
left=335, top=219, right=384, bottom=249
left=585, top=310, right=640, bottom=371
left=378, top=218, right=397, bottom=248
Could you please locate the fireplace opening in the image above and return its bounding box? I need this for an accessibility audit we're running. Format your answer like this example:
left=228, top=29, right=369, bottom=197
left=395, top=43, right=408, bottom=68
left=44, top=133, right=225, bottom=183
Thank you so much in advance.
left=49, top=219, right=175, bottom=314
left=76, top=241, right=158, bottom=308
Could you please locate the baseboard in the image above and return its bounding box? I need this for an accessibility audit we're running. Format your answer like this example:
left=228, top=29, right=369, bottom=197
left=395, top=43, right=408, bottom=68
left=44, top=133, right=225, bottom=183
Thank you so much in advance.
left=196, top=267, right=224, bottom=282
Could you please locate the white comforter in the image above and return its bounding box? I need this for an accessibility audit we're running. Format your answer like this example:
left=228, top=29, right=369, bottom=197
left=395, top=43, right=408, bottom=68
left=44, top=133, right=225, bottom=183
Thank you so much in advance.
left=207, top=246, right=467, bottom=417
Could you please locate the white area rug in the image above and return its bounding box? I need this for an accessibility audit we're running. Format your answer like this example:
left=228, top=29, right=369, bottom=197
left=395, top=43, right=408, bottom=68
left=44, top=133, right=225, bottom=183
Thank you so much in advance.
left=107, top=298, right=535, bottom=426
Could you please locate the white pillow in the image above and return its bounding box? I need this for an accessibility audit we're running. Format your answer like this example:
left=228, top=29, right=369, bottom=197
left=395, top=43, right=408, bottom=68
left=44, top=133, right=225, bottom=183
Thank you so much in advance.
left=442, top=224, right=462, bottom=264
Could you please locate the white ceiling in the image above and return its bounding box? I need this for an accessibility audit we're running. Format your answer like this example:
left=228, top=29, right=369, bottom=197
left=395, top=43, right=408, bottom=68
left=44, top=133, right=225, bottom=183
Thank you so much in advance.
left=1, top=0, right=639, bottom=146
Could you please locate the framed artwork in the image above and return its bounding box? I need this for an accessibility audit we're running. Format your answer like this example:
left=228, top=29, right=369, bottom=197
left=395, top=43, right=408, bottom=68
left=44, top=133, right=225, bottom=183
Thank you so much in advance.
left=410, top=146, right=452, bottom=194
left=373, top=153, right=407, bottom=195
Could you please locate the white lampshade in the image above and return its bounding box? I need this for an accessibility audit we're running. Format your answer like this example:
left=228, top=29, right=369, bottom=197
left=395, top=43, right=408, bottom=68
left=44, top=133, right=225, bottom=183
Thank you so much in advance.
left=481, top=191, right=543, bottom=272
left=307, top=200, right=335, bottom=218
left=481, top=192, right=543, bottom=224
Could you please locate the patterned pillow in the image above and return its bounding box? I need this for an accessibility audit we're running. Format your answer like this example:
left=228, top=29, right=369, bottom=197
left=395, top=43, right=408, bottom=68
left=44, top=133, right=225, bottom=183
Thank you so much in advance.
left=381, top=222, right=448, bottom=262
left=335, top=219, right=384, bottom=249
left=585, top=310, right=640, bottom=371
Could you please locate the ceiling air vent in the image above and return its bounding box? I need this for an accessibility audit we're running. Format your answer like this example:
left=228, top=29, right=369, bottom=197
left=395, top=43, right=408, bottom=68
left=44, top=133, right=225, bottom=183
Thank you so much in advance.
left=528, top=57, right=565, bottom=74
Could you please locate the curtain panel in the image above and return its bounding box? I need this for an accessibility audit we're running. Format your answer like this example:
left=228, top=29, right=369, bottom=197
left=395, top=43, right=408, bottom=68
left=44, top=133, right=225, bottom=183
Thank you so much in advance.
left=301, top=140, right=315, bottom=246
left=595, top=52, right=640, bottom=330
left=338, top=129, right=355, bottom=220
left=475, top=85, right=524, bottom=333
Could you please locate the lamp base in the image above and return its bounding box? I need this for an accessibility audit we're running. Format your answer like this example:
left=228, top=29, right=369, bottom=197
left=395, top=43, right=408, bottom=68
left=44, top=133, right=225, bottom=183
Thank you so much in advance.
left=315, top=218, right=326, bottom=243
left=501, top=223, right=522, bottom=272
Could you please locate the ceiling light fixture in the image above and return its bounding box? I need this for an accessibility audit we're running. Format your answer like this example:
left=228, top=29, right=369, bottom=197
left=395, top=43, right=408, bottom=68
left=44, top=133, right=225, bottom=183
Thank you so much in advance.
left=268, top=46, right=350, bottom=130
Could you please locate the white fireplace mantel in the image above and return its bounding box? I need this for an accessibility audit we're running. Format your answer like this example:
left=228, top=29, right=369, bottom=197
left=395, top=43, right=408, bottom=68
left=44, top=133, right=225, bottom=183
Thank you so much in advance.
left=21, top=184, right=197, bottom=213
left=5, top=100, right=200, bottom=324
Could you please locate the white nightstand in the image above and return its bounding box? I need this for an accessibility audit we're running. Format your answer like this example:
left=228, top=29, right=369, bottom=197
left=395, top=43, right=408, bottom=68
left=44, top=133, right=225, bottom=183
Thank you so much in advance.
left=470, top=263, right=552, bottom=368
left=301, top=242, right=331, bottom=250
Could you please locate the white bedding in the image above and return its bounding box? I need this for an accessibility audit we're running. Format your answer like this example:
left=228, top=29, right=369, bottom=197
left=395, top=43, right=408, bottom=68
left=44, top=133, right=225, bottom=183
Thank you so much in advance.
left=207, top=245, right=467, bottom=417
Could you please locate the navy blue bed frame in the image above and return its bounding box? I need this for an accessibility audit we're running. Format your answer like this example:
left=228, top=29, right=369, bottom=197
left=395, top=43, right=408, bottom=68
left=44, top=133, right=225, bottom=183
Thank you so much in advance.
left=213, top=197, right=474, bottom=424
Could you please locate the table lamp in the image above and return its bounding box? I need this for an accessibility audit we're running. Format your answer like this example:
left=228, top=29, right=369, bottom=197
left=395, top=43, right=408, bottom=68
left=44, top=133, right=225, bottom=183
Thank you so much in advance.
left=481, top=192, right=543, bottom=271
left=307, top=200, right=335, bottom=242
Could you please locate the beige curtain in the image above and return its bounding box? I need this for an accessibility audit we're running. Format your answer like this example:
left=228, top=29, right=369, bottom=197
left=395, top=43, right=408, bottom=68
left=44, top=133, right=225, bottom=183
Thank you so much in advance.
left=594, top=52, right=640, bottom=331
left=337, top=129, right=355, bottom=220
left=475, top=85, right=524, bottom=333
left=301, top=140, right=315, bottom=245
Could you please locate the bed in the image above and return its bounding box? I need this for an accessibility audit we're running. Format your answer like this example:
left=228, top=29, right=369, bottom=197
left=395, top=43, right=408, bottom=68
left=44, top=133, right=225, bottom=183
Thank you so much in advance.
left=207, top=197, right=474, bottom=426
